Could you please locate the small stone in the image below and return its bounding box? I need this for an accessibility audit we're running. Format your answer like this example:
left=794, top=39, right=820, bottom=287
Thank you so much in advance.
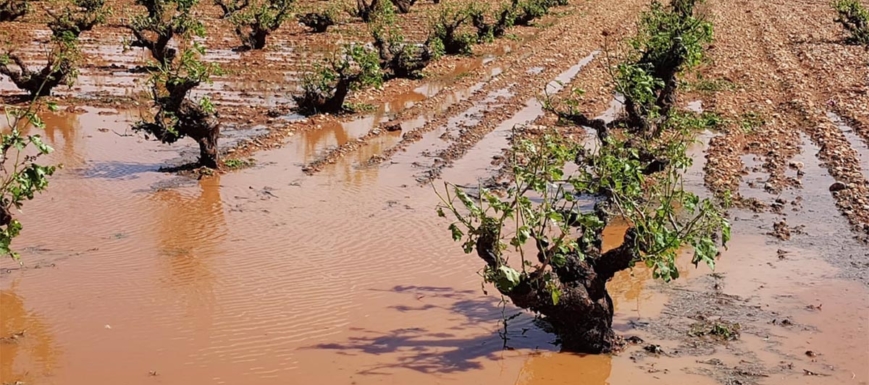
left=829, top=182, right=847, bottom=192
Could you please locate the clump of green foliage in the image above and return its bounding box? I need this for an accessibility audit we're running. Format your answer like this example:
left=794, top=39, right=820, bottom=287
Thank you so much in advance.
left=125, top=0, right=206, bottom=67
left=0, top=30, right=81, bottom=97
left=0, top=0, right=28, bottom=22
left=230, top=0, right=293, bottom=50
left=735, top=111, right=764, bottom=134
left=294, top=45, right=383, bottom=115
left=353, top=0, right=425, bottom=17
left=690, top=319, right=741, bottom=341
left=682, top=74, right=734, bottom=93
left=553, top=0, right=711, bottom=139
left=223, top=158, right=255, bottom=169
left=1, top=76, right=59, bottom=261
left=133, top=42, right=224, bottom=168
left=46, top=0, right=109, bottom=38
left=668, top=109, right=723, bottom=131
left=615, top=0, right=712, bottom=136
left=437, top=0, right=728, bottom=354
left=833, top=0, right=869, bottom=45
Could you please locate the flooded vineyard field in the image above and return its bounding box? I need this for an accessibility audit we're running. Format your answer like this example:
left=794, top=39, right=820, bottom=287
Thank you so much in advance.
left=1, top=0, right=868, bottom=384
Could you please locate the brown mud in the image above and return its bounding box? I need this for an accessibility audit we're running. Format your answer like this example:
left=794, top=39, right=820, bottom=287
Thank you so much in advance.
left=2, top=0, right=869, bottom=384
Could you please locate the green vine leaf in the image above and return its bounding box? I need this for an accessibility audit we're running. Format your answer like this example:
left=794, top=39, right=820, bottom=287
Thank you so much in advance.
left=449, top=223, right=463, bottom=242
left=494, top=265, right=520, bottom=293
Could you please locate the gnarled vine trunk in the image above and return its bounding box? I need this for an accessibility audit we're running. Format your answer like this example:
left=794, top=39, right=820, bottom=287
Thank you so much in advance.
left=471, top=9, right=511, bottom=41
left=475, top=208, right=638, bottom=353
left=293, top=74, right=358, bottom=115
left=167, top=80, right=220, bottom=168
left=391, top=0, right=416, bottom=13
left=136, top=79, right=221, bottom=168
left=298, top=12, right=334, bottom=33
left=373, top=35, right=432, bottom=79
left=236, top=25, right=269, bottom=50
left=214, top=0, right=248, bottom=18
left=355, top=0, right=379, bottom=22
left=434, top=19, right=472, bottom=55
left=46, top=3, right=104, bottom=39
left=127, top=28, right=176, bottom=66
left=0, top=54, right=74, bottom=97
left=170, top=98, right=220, bottom=168
left=0, top=0, right=27, bottom=22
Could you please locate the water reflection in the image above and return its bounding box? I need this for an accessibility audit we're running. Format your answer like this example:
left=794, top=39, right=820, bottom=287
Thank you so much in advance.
left=334, top=131, right=400, bottom=188
left=385, top=91, right=427, bottom=114
left=151, top=176, right=227, bottom=307
left=302, top=120, right=354, bottom=163
left=0, top=279, right=60, bottom=384
left=299, top=110, right=399, bottom=187
left=516, top=352, right=612, bottom=385
left=41, top=111, right=83, bottom=168
left=602, top=223, right=696, bottom=316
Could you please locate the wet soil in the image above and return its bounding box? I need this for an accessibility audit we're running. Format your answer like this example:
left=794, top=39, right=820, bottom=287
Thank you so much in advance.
left=699, top=0, right=869, bottom=243
left=2, top=0, right=869, bottom=384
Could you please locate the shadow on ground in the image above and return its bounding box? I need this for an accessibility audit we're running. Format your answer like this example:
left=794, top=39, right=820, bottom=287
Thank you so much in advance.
left=309, top=285, right=559, bottom=375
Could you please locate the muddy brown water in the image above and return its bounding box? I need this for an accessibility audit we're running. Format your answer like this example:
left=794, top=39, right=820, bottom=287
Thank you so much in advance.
left=2, top=60, right=869, bottom=385
left=0, top=105, right=866, bottom=385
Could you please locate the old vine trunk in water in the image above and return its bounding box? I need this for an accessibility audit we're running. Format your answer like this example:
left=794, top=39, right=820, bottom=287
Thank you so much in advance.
left=474, top=214, right=641, bottom=352
left=133, top=44, right=223, bottom=168
left=138, top=78, right=221, bottom=168
left=438, top=0, right=725, bottom=353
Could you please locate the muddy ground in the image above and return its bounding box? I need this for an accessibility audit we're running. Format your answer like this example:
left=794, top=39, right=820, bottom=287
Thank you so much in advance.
left=1, top=0, right=868, bottom=384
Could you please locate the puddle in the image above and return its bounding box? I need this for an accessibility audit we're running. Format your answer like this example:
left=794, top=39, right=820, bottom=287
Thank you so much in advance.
left=774, top=133, right=869, bottom=282
left=826, top=112, right=869, bottom=180
left=302, top=52, right=510, bottom=168
left=295, top=114, right=394, bottom=164
left=393, top=86, right=514, bottom=172
left=1, top=94, right=868, bottom=385
left=575, top=95, right=627, bottom=151
left=737, top=153, right=772, bottom=201
left=676, top=231, right=869, bottom=385
left=444, top=51, right=600, bottom=184
left=686, top=100, right=703, bottom=113
left=407, top=60, right=505, bottom=114
left=685, top=129, right=717, bottom=201
left=514, top=351, right=718, bottom=385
